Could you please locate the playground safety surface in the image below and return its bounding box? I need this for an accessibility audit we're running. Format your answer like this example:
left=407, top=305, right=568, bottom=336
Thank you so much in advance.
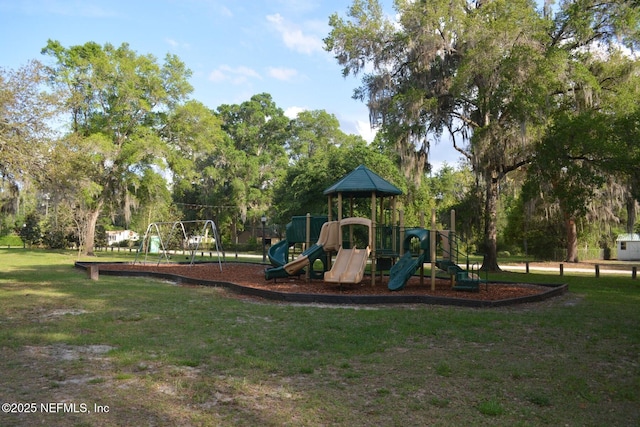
left=88, top=262, right=567, bottom=307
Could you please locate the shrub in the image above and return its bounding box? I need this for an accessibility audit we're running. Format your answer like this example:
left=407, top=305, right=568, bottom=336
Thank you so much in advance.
left=42, top=230, right=68, bottom=249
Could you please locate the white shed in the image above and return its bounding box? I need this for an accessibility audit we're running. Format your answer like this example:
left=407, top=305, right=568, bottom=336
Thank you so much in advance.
left=616, top=234, right=640, bottom=261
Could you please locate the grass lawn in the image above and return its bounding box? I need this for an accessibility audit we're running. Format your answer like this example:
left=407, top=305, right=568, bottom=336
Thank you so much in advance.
left=0, top=249, right=639, bottom=426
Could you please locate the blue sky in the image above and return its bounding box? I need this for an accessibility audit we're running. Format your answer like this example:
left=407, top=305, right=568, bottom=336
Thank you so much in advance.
left=0, top=0, right=462, bottom=170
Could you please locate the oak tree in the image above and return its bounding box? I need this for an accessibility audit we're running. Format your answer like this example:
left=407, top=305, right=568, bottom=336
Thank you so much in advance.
left=41, top=40, right=193, bottom=255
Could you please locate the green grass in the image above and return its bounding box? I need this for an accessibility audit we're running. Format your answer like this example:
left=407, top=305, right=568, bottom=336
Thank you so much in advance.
left=0, top=249, right=639, bottom=426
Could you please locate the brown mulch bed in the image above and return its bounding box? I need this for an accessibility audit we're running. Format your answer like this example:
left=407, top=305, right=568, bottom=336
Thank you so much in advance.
left=95, top=262, right=552, bottom=302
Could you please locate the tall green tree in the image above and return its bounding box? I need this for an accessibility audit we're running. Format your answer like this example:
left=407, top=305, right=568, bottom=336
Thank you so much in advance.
left=0, top=60, right=58, bottom=220
left=286, top=109, right=342, bottom=162
left=41, top=40, right=192, bottom=255
left=616, top=108, right=640, bottom=233
left=526, top=15, right=640, bottom=261
left=326, top=0, right=554, bottom=270
left=605, top=55, right=640, bottom=234
left=326, top=0, right=640, bottom=270
left=164, top=100, right=225, bottom=223
left=527, top=111, right=612, bottom=261
left=272, top=137, right=405, bottom=225
left=216, top=93, right=289, bottom=230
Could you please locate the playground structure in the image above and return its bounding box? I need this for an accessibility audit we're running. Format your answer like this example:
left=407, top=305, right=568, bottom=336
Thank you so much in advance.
left=265, top=216, right=374, bottom=285
left=264, top=165, right=483, bottom=291
left=265, top=216, right=336, bottom=280
left=134, top=220, right=223, bottom=270
left=323, top=217, right=372, bottom=285
left=386, top=225, right=483, bottom=291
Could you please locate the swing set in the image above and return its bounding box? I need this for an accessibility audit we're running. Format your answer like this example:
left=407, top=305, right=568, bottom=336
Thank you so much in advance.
left=134, top=220, right=223, bottom=271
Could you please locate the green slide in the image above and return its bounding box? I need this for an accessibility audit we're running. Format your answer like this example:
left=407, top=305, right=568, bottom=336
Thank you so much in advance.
left=265, top=242, right=326, bottom=280
left=387, top=228, right=430, bottom=291
left=267, top=239, right=290, bottom=267
left=387, top=251, right=427, bottom=291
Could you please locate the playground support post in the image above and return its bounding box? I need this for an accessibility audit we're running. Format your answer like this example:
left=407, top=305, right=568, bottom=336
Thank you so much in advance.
left=261, top=215, right=267, bottom=263
left=450, top=209, right=456, bottom=266
left=430, top=208, right=436, bottom=291
left=306, top=213, right=311, bottom=281
left=451, top=209, right=456, bottom=235
left=399, top=210, right=405, bottom=257
left=371, top=191, right=377, bottom=287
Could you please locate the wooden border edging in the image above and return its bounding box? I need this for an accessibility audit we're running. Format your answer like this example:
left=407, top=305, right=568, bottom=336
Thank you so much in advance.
left=74, top=262, right=568, bottom=308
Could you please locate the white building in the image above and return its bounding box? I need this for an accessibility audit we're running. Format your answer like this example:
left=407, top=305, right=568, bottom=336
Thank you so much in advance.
left=106, top=230, right=140, bottom=246
left=616, top=234, right=640, bottom=261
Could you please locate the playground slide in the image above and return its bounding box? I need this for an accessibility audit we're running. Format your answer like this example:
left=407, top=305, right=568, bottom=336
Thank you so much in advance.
left=265, top=243, right=322, bottom=280
left=267, top=239, right=289, bottom=267
left=324, top=246, right=370, bottom=284
left=283, top=243, right=324, bottom=275
left=387, top=251, right=427, bottom=291
left=265, top=221, right=338, bottom=281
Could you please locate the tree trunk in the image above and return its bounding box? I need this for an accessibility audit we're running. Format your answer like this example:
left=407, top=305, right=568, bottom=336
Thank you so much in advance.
left=481, top=173, right=501, bottom=272
left=626, top=196, right=636, bottom=234
left=82, top=206, right=102, bottom=256
left=565, top=216, right=578, bottom=263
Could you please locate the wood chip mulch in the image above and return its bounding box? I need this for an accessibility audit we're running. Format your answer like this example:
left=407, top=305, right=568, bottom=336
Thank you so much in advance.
left=96, top=262, right=551, bottom=301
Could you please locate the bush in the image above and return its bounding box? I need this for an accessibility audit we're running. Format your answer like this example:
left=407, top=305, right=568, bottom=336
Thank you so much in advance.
left=42, top=230, right=68, bottom=249
left=246, top=236, right=259, bottom=251
left=18, top=212, right=41, bottom=248
left=525, top=227, right=563, bottom=261
left=0, top=234, right=24, bottom=247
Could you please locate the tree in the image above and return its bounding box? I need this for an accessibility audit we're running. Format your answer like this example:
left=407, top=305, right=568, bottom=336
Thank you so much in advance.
left=18, top=212, right=41, bottom=248
left=527, top=111, right=611, bottom=261
left=41, top=40, right=193, bottom=255
left=526, top=21, right=640, bottom=260
left=286, top=109, right=342, bottom=162
left=326, top=0, right=555, bottom=270
left=608, top=63, right=640, bottom=234
left=326, top=0, right=640, bottom=270
left=215, top=93, right=289, bottom=230
left=164, top=100, right=225, bottom=221
left=273, top=136, right=405, bottom=225
left=0, top=60, right=58, bottom=223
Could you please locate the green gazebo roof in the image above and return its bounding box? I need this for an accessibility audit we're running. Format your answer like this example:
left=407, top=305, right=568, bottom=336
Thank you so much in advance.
left=323, top=165, right=403, bottom=198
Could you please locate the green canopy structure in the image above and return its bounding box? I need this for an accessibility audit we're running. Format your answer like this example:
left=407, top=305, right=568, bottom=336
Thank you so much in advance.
left=323, top=165, right=403, bottom=286
left=323, top=164, right=402, bottom=198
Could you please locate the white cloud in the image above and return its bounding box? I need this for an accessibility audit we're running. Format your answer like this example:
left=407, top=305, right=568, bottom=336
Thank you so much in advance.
left=284, top=106, right=307, bottom=119
left=268, top=66, right=298, bottom=81
left=208, top=69, right=226, bottom=83
left=356, top=120, right=377, bottom=143
left=165, top=38, right=190, bottom=50
left=217, top=5, right=233, bottom=18
left=266, top=13, right=324, bottom=55
left=208, top=65, right=262, bottom=85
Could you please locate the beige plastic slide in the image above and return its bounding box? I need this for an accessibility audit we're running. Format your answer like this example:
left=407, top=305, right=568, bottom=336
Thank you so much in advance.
left=283, top=221, right=339, bottom=275
left=324, top=246, right=371, bottom=284
left=283, top=254, right=312, bottom=275
left=324, top=217, right=372, bottom=284
left=318, top=221, right=340, bottom=252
